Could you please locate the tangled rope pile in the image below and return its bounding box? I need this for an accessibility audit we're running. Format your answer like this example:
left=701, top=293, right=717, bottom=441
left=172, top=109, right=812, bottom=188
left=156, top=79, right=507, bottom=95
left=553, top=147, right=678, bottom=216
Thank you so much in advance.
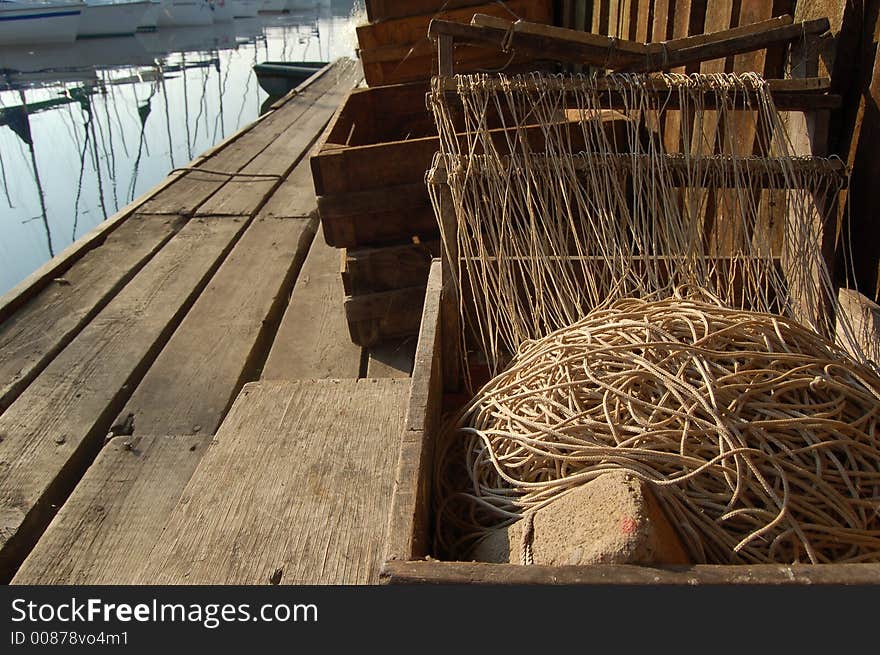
left=435, top=296, right=880, bottom=564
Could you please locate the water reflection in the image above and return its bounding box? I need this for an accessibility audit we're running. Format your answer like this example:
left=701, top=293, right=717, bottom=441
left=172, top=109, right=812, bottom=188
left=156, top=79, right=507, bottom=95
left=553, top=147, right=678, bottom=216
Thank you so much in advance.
left=0, top=1, right=358, bottom=295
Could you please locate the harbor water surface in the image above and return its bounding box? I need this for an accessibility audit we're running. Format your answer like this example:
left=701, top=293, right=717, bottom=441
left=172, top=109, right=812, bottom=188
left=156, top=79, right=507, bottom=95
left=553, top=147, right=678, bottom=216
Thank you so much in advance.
left=0, top=1, right=357, bottom=296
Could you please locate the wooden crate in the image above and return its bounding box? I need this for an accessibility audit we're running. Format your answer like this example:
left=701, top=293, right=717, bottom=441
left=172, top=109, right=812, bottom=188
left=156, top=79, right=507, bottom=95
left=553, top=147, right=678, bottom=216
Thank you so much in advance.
left=357, top=0, right=554, bottom=86
left=311, top=83, right=632, bottom=250
left=380, top=259, right=880, bottom=584
left=365, top=0, right=488, bottom=23
left=311, top=82, right=439, bottom=250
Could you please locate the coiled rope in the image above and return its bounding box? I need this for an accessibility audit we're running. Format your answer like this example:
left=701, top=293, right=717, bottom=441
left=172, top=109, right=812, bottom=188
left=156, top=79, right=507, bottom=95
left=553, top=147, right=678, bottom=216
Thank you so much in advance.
left=434, top=296, right=880, bottom=564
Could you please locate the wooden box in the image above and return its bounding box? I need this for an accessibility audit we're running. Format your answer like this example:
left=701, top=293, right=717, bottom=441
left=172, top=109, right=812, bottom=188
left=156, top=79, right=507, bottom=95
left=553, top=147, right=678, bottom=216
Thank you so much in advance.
left=357, top=0, right=554, bottom=86
left=380, top=259, right=880, bottom=584
left=365, top=0, right=488, bottom=23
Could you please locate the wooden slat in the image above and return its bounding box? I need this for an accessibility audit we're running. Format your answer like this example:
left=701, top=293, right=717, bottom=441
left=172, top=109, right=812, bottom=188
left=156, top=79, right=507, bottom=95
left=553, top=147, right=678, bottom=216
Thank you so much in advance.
left=261, top=224, right=362, bottom=380
left=138, top=60, right=357, bottom=216
left=345, top=286, right=426, bottom=347
left=258, top=159, right=319, bottom=220
left=358, top=0, right=548, bottom=51
left=12, top=435, right=209, bottom=584
left=195, top=61, right=363, bottom=217
left=367, top=338, right=417, bottom=378
left=342, top=241, right=440, bottom=295
left=383, top=261, right=443, bottom=563
left=836, top=288, right=880, bottom=364
left=116, top=216, right=316, bottom=436
left=366, top=0, right=490, bottom=24
left=0, top=214, right=185, bottom=414
left=0, top=216, right=247, bottom=581
left=381, top=560, right=880, bottom=585
left=138, top=378, right=408, bottom=584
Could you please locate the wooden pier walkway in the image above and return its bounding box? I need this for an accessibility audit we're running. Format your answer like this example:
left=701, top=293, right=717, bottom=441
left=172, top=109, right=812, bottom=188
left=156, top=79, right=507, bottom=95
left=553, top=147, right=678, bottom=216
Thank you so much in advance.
left=0, top=58, right=416, bottom=585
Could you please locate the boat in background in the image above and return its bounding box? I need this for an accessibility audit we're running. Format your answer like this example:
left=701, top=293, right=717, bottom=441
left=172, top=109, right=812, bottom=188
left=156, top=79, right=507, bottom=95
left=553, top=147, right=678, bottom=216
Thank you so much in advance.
left=136, top=0, right=160, bottom=28
left=0, top=0, right=82, bottom=45
left=258, top=0, right=284, bottom=13
left=156, top=0, right=211, bottom=26
left=209, top=0, right=231, bottom=21
left=78, top=0, right=151, bottom=37
left=230, top=0, right=255, bottom=17
left=253, top=60, right=324, bottom=97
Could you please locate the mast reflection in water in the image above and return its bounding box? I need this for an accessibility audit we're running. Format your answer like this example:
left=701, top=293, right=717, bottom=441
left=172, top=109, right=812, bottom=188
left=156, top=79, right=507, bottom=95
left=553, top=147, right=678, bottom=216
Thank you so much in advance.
left=0, top=1, right=357, bottom=296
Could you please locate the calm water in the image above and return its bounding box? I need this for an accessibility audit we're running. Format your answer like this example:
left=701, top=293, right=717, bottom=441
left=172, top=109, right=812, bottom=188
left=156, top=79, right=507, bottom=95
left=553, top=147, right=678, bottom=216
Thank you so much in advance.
left=0, top=1, right=358, bottom=296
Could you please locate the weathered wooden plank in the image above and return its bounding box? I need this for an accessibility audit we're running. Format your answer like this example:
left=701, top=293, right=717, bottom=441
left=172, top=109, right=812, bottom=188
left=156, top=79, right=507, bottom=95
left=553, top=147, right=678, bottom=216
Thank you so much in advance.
left=12, top=434, right=209, bottom=585
left=195, top=60, right=363, bottom=217
left=345, top=286, right=426, bottom=347
left=358, top=0, right=548, bottom=51
left=258, top=158, right=318, bottom=220
left=139, top=60, right=357, bottom=216
left=367, top=338, right=417, bottom=378
left=342, top=240, right=440, bottom=295
left=117, top=216, right=316, bottom=436
left=381, top=560, right=880, bottom=585
left=384, top=261, right=443, bottom=563
left=837, top=288, right=880, bottom=364
left=261, top=224, right=362, bottom=380
left=0, top=216, right=247, bottom=582
left=138, top=378, right=408, bottom=584
left=365, top=0, right=487, bottom=23
left=0, top=214, right=186, bottom=415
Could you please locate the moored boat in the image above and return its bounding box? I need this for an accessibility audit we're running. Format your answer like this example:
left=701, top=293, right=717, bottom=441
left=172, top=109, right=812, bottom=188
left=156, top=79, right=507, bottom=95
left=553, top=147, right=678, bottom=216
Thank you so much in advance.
left=78, top=0, right=151, bottom=38
left=156, top=0, right=211, bottom=26
left=257, top=0, right=284, bottom=13
left=253, top=60, right=325, bottom=97
left=208, top=0, right=230, bottom=21
left=0, top=0, right=82, bottom=46
left=136, top=0, right=160, bottom=29
left=230, top=0, right=255, bottom=18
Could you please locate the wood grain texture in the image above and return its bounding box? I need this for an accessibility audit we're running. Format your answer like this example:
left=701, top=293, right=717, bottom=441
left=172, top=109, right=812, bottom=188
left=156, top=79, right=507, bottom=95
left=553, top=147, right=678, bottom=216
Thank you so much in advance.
left=367, top=338, right=417, bottom=378
left=118, top=216, right=317, bottom=436
left=139, top=60, right=359, bottom=216
left=138, top=378, right=408, bottom=584
left=383, top=260, right=442, bottom=563
left=196, top=61, right=362, bottom=217
left=0, top=214, right=185, bottom=414
left=345, top=285, right=426, bottom=347
left=258, top=158, right=318, bottom=220
left=381, top=560, right=880, bottom=585
left=261, top=224, right=362, bottom=380
left=12, top=435, right=209, bottom=585
left=342, top=241, right=440, bottom=295
left=0, top=216, right=247, bottom=581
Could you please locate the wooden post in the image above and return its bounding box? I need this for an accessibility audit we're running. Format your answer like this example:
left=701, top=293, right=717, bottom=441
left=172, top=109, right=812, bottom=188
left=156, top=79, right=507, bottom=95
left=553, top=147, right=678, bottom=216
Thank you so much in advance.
left=437, top=174, right=461, bottom=393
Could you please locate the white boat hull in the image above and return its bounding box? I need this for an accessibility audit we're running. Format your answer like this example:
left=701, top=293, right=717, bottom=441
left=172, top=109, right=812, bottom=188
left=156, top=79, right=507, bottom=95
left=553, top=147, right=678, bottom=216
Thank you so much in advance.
left=0, top=3, right=82, bottom=46
left=231, top=0, right=257, bottom=18
left=210, top=0, right=232, bottom=22
left=258, top=0, right=285, bottom=12
left=79, top=2, right=152, bottom=38
left=157, top=0, right=212, bottom=26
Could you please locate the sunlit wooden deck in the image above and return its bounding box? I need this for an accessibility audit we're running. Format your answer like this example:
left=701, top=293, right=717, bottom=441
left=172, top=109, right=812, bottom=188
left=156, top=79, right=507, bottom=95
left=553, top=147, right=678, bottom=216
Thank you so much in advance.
left=0, top=58, right=416, bottom=584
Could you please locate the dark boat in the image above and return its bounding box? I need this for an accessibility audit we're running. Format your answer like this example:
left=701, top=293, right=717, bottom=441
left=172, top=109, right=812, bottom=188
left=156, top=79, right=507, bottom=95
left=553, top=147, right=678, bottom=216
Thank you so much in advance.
left=253, top=60, right=327, bottom=97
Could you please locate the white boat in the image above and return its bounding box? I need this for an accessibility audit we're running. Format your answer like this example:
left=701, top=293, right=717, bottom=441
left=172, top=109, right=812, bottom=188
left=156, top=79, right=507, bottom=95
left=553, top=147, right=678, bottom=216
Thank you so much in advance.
left=0, top=0, right=82, bottom=46
left=208, top=0, right=230, bottom=21
left=230, top=0, right=255, bottom=18
left=258, top=0, right=284, bottom=12
left=136, top=0, right=160, bottom=28
left=156, top=0, right=211, bottom=26
left=78, top=0, right=151, bottom=37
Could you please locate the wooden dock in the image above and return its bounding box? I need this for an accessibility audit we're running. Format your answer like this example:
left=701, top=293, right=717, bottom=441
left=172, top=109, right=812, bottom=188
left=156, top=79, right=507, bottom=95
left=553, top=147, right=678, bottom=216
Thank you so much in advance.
left=0, top=58, right=416, bottom=584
